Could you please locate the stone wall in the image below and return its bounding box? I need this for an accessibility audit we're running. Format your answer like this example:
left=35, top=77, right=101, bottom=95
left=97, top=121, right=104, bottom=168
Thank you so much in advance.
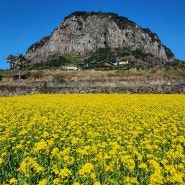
left=0, top=82, right=184, bottom=96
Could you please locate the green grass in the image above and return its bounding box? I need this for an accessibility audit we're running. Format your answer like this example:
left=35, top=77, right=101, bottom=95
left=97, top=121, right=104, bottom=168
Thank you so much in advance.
left=0, top=70, right=11, bottom=76
left=62, top=53, right=81, bottom=64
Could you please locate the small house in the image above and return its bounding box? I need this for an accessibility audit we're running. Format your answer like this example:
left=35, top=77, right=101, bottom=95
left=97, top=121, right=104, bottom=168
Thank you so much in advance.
left=62, top=65, right=78, bottom=71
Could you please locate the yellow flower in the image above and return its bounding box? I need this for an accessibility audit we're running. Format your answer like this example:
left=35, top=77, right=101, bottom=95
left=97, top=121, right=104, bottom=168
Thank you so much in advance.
left=9, top=178, right=18, bottom=184
left=138, top=163, right=148, bottom=171
left=83, top=162, right=94, bottom=173
left=59, top=168, right=71, bottom=179
left=71, top=137, right=79, bottom=146
left=34, top=140, right=48, bottom=153
left=1, top=152, right=7, bottom=157
left=35, top=166, right=44, bottom=173
left=38, top=179, right=47, bottom=185
left=53, top=178, right=60, bottom=185
left=63, top=155, right=69, bottom=161
left=43, top=131, right=49, bottom=138
left=93, top=182, right=101, bottom=185
left=73, top=182, right=80, bottom=185
left=0, top=157, right=3, bottom=164
left=51, top=147, right=59, bottom=157
left=78, top=168, right=85, bottom=176
left=149, top=173, right=163, bottom=184
left=1, top=94, right=185, bottom=184
left=52, top=164, right=59, bottom=175
left=90, top=172, right=96, bottom=179
left=123, top=176, right=138, bottom=184
left=79, top=162, right=94, bottom=176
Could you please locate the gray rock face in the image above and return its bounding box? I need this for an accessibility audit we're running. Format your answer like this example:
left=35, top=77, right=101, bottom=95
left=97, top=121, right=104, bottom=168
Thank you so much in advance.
left=26, top=12, right=175, bottom=64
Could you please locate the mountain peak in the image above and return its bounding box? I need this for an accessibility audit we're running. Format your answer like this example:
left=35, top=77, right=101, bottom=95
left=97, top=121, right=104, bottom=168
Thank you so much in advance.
left=26, top=11, right=175, bottom=68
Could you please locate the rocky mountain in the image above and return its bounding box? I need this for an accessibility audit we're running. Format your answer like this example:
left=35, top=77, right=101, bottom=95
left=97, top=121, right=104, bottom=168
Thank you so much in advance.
left=25, top=11, right=175, bottom=68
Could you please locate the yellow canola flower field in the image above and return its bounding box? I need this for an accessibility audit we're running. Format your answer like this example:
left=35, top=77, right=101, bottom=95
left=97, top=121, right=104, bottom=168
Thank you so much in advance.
left=0, top=94, right=185, bottom=185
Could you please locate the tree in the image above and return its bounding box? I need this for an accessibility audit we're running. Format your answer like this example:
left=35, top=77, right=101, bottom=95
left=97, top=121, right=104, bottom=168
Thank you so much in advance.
left=16, top=54, right=27, bottom=80
left=6, top=54, right=16, bottom=80
left=6, top=54, right=27, bottom=80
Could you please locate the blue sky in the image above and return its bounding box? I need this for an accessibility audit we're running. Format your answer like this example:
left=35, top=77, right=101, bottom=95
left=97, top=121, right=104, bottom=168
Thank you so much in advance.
left=1, top=0, right=185, bottom=69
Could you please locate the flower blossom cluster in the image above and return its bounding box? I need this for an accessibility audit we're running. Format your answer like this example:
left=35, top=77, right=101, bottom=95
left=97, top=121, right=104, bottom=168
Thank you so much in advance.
left=0, top=94, right=185, bottom=184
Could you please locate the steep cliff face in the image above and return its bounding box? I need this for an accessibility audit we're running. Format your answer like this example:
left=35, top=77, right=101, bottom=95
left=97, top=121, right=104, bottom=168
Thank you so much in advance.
left=26, top=11, right=175, bottom=64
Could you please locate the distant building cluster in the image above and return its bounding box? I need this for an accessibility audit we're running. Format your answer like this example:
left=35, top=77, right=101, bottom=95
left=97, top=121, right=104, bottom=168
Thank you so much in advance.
left=62, top=60, right=129, bottom=71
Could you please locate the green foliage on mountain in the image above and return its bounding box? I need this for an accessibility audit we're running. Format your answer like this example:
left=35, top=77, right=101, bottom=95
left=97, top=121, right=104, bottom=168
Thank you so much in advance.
left=31, top=56, right=69, bottom=69
left=30, top=54, right=80, bottom=69
left=62, top=54, right=80, bottom=64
